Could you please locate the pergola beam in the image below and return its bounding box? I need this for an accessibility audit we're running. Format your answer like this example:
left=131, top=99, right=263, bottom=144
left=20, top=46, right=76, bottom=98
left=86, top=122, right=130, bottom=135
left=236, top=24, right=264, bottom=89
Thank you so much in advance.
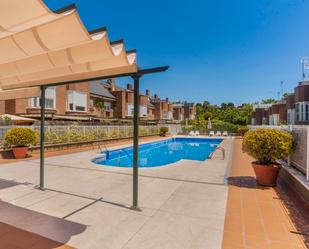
left=37, top=66, right=169, bottom=89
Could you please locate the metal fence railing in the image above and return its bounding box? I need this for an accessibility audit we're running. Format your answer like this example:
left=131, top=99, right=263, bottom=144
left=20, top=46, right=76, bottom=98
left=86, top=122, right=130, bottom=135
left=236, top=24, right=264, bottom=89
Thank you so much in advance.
left=0, top=124, right=183, bottom=147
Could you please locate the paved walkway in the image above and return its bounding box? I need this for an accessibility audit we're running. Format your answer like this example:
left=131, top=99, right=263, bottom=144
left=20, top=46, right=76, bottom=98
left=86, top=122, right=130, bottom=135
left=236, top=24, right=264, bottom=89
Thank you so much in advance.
left=0, top=137, right=233, bottom=249
left=222, top=138, right=308, bottom=249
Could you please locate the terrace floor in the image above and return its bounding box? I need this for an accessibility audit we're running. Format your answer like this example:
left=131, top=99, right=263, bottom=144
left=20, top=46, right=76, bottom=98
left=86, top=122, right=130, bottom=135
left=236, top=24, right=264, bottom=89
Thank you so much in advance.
left=222, top=138, right=308, bottom=249
left=0, top=136, right=232, bottom=249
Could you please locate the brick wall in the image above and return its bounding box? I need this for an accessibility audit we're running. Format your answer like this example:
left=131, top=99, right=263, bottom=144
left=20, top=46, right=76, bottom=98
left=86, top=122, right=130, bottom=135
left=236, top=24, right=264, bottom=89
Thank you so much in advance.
left=112, top=91, right=126, bottom=119
left=0, top=101, right=5, bottom=114
left=89, top=97, right=114, bottom=118
left=56, top=85, right=67, bottom=115
left=127, top=91, right=133, bottom=104
left=140, top=95, right=148, bottom=106
left=154, top=102, right=162, bottom=119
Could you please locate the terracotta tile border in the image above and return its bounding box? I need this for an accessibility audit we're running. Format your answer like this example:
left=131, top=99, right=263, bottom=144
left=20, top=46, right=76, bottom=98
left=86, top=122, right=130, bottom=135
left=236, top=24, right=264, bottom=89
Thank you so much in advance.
left=222, top=138, right=308, bottom=249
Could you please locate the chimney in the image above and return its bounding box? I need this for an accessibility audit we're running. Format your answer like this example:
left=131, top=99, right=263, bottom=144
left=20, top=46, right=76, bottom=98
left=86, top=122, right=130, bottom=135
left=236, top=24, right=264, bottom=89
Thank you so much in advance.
left=154, top=94, right=158, bottom=99
left=127, top=84, right=133, bottom=91
left=110, top=79, right=116, bottom=91
left=146, top=89, right=150, bottom=96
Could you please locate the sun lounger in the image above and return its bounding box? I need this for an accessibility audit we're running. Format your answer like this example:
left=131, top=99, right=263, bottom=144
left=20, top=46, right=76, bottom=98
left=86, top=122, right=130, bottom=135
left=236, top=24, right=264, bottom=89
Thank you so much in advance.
left=189, top=131, right=195, bottom=136
left=195, top=131, right=200, bottom=136
left=216, top=131, right=222, bottom=136
left=223, top=131, right=228, bottom=136
left=209, top=131, right=215, bottom=136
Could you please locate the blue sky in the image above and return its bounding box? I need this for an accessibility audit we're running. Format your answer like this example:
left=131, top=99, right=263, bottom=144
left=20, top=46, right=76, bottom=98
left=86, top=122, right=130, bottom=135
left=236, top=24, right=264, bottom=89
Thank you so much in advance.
left=44, top=0, right=309, bottom=105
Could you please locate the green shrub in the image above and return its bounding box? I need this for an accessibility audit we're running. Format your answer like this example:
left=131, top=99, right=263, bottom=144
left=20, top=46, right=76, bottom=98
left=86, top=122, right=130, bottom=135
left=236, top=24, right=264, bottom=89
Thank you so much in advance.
left=206, top=120, right=239, bottom=133
left=160, top=126, right=169, bottom=136
left=5, top=128, right=37, bottom=147
left=242, top=128, right=293, bottom=164
left=238, top=126, right=249, bottom=136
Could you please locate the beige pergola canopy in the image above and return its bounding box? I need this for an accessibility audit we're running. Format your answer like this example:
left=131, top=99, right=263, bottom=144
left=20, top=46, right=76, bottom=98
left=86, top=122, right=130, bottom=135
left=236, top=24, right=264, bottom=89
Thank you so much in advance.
left=0, top=0, right=137, bottom=100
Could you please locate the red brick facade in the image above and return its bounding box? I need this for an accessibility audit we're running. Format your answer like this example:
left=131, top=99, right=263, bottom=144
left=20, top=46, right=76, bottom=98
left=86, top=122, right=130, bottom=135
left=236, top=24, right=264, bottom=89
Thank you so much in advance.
left=0, top=79, right=195, bottom=123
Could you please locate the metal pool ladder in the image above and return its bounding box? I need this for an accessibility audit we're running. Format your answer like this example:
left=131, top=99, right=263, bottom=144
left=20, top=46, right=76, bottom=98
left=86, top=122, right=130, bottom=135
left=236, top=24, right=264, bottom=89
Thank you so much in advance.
left=209, top=146, right=225, bottom=160
left=93, top=142, right=109, bottom=154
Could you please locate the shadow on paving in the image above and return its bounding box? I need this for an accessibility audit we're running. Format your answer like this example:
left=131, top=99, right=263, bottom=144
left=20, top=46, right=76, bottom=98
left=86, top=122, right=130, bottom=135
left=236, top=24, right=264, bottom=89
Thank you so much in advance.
left=226, top=176, right=269, bottom=189
left=0, top=200, right=86, bottom=248
left=276, top=177, right=309, bottom=248
left=0, top=178, right=30, bottom=190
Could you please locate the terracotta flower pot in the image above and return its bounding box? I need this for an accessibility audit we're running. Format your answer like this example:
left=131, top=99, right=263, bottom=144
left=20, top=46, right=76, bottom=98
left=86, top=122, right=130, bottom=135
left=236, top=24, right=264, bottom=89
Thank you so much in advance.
left=12, top=147, right=28, bottom=159
left=252, top=162, right=281, bottom=187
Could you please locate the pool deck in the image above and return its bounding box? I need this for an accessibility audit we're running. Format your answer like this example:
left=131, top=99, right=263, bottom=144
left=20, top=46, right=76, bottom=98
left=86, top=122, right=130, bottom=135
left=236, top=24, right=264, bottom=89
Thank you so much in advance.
left=0, top=136, right=233, bottom=249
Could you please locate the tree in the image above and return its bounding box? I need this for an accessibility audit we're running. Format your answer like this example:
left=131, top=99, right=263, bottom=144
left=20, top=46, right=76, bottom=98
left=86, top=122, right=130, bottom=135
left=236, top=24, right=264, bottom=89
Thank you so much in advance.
left=283, top=92, right=293, bottom=98
left=261, top=98, right=276, bottom=104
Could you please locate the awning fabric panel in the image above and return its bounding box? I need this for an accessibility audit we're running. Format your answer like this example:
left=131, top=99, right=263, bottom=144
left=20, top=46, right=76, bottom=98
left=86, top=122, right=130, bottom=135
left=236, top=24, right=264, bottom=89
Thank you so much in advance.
left=0, top=87, right=40, bottom=100
left=0, top=0, right=137, bottom=99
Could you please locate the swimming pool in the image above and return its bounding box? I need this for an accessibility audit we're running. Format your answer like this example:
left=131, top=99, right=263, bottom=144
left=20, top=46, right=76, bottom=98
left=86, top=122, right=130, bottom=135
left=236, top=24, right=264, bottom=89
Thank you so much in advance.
left=93, top=137, right=223, bottom=168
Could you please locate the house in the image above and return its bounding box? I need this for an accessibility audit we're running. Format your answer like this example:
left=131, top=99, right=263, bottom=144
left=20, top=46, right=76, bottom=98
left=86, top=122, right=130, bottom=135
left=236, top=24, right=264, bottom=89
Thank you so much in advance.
left=0, top=77, right=181, bottom=123
left=252, top=104, right=273, bottom=125
left=183, top=103, right=196, bottom=120
left=89, top=81, right=116, bottom=119
left=150, top=95, right=173, bottom=121
left=286, top=94, right=295, bottom=125
left=173, top=103, right=185, bottom=121
left=110, top=83, right=153, bottom=120
left=251, top=80, right=309, bottom=126
left=0, top=81, right=116, bottom=121
left=268, top=101, right=287, bottom=125
left=294, top=81, right=309, bottom=124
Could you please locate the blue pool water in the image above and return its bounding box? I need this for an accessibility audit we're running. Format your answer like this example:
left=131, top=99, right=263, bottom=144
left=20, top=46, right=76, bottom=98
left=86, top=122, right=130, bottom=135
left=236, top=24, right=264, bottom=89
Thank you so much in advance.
left=93, top=137, right=222, bottom=168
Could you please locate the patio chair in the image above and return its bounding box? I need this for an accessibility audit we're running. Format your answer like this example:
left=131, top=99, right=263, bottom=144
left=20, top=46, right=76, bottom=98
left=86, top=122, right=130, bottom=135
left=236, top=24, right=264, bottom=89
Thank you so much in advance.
left=189, top=130, right=195, bottom=136
left=209, top=131, right=215, bottom=136
left=195, top=131, right=200, bottom=136
left=222, top=131, right=228, bottom=136
left=216, top=131, right=222, bottom=136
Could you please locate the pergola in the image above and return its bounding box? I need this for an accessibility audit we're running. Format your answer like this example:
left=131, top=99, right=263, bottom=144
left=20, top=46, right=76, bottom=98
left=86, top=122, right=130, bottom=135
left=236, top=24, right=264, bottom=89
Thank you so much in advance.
left=0, top=0, right=168, bottom=209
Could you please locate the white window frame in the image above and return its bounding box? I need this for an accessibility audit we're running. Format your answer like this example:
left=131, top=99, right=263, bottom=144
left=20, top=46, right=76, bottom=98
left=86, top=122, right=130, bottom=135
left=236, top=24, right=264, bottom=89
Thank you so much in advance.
left=67, top=91, right=87, bottom=113
left=287, top=108, right=295, bottom=125
left=139, top=105, right=147, bottom=117
left=29, top=87, right=56, bottom=109
left=295, top=102, right=309, bottom=122
left=127, top=103, right=134, bottom=117
left=104, top=102, right=112, bottom=111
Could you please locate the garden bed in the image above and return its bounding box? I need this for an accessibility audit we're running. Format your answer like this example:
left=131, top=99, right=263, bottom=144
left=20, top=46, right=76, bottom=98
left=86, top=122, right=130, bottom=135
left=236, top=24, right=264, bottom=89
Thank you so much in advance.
left=0, top=134, right=159, bottom=159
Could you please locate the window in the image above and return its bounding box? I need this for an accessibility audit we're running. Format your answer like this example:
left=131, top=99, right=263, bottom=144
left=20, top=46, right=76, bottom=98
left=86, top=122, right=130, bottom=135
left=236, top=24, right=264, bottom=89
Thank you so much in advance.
left=127, top=103, right=134, bottom=117
left=306, top=104, right=309, bottom=121
left=296, top=103, right=300, bottom=121
left=29, top=87, right=55, bottom=109
left=67, top=91, right=87, bottom=112
left=301, top=103, right=304, bottom=121
left=139, top=105, right=147, bottom=117
left=104, top=102, right=111, bottom=110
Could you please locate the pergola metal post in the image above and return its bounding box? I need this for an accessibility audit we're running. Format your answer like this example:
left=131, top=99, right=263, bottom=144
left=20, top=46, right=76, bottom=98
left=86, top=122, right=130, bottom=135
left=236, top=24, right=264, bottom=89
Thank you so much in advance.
left=39, top=86, right=46, bottom=190
left=33, top=66, right=168, bottom=201
left=132, top=73, right=141, bottom=210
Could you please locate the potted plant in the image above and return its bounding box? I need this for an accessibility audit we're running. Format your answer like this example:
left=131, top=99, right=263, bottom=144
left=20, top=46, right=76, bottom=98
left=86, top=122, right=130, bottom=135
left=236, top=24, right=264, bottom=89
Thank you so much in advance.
left=5, top=128, right=37, bottom=159
left=242, top=128, right=293, bottom=186
left=159, top=126, right=169, bottom=137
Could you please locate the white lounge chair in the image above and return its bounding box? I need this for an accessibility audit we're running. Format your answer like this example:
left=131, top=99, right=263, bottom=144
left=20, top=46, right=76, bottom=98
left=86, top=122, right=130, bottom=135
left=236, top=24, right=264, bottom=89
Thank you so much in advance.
left=216, top=131, right=222, bottom=136
left=189, top=130, right=195, bottom=136
left=223, top=131, right=228, bottom=136
left=209, top=131, right=215, bottom=136
left=195, top=131, right=200, bottom=136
